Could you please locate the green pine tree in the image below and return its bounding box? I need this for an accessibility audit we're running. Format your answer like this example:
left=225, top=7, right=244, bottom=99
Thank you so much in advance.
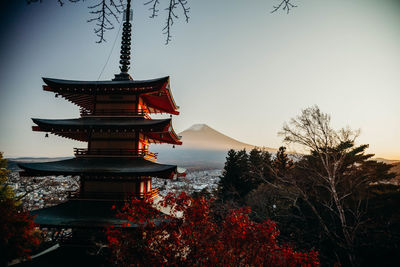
left=218, top=149, right=251, bottom=203
left=272, top=146, right=294, bottom=178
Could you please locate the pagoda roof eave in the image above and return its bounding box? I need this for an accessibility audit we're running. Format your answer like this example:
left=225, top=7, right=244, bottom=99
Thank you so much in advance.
left=31, top=200, right=128, bottom=228
left=31, top=117, right=181, bottom=144
left=32, top=117, right=172, bottom=130
left=30, top=200, right=169, bottom=228
left=42, top=76, right=169, bottom=89
left=142, top=92, right=180, bottom=115
left=18, top=157, right=177, bottom=178
left=147, top=130, right=182, bottom=145
left=42, top=77, right=180, bottom=115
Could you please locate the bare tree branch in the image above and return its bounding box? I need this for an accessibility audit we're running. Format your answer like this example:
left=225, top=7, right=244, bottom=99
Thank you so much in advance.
left=146, top=0, right=190, bottom=44
left=87, top=0, right=124, bottom=43
left=27, top=0, right=302, bottom=44
left=145, top=0, right=160, bottom=18
left=28, top=0, right=190, bottom=44
left=271, top=0, right=297, bottom=14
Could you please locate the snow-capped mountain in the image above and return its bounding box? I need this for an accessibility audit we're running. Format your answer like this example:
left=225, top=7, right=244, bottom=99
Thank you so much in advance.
left=153, top=124, right=276, bottom=169
left=179, top=124, right=258, bottom=151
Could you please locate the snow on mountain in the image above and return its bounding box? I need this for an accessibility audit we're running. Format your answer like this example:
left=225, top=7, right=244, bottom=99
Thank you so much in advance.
left=187, top=123, right=208, bottom=131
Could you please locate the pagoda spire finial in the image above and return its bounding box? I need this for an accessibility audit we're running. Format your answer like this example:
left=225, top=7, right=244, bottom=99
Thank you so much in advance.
left=114, top=0, right=132, bottom=80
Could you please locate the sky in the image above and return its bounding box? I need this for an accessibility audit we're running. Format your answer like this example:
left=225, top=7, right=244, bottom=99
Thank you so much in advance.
left=0, top=0, right=399, bottom=159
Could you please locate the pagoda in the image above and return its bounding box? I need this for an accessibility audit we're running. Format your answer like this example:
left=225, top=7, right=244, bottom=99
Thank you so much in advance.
left=18, top=0, right=182, bottom=230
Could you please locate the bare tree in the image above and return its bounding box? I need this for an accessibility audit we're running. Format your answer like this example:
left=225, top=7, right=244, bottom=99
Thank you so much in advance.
left=27, top=0, right=299, bottom=43
left=277, top=106, right=394, bottom=266
left=27, top=0, right=190, bottom=44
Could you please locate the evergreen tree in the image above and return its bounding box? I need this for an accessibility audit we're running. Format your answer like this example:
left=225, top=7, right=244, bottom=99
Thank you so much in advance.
left=249, top=148, right=274, bottom=185
left=248, top=148, right=264, bottom=188
left=272, top=146, right=294, bottom=178
left=218, top=149, right=251, bottom=203
left=218, top=148, right=273, bottom=203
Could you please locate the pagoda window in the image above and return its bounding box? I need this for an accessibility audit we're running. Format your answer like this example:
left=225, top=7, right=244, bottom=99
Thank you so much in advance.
left=147, top=179, right=151, bottom=192
left=140, top=181, right=145, bottom=193
left=138, top=133, right=148, bottom=150
left=138, top=97, right=146, bottom=110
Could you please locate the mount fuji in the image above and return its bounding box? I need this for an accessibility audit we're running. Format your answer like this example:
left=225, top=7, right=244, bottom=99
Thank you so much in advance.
left=152, top=124, right=276, bottom=170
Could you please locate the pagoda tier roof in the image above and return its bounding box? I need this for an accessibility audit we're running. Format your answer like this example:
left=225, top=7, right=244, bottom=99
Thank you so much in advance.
left=31, top=200, right=128, bottom=228
left=33, top=117, right=170, bottom=130
left=18, top=157, right=177, bottom=178
left=30, top=199, right=168, bottom=228
left=42, top=76, right=179, bottom=115
left=32, top=117, right=182, bottom=144
left=43, top=76, right=168, bottom=89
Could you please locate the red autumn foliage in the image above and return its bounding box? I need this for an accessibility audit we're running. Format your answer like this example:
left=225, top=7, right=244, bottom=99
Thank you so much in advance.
left=106, top=192, right=320, bottom=266
left=0, top=199, right=40, bottom=263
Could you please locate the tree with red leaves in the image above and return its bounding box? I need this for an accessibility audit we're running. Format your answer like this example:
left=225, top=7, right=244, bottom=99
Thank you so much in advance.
left=0, top=199, right=40, bottom=265
left=0, top=153, right=40, bottom=266
left=106, top=192, right=319, bottom=266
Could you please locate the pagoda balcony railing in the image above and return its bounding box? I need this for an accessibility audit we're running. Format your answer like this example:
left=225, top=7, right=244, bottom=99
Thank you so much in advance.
left=80, top=108, right=149, bottom=118
left=68, top=188, right=159, bottom=200
left=74, top=148, right=158, bottom=161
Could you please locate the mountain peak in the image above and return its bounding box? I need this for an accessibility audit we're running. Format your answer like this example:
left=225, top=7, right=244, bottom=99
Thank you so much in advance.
left=179, top=123, right=275, bottom=152
left=186, top=124, right=209, bottom=131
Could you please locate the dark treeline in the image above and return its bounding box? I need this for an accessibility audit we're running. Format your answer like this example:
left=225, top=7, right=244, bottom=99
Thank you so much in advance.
left=214, top=107, right=400, bottom=266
